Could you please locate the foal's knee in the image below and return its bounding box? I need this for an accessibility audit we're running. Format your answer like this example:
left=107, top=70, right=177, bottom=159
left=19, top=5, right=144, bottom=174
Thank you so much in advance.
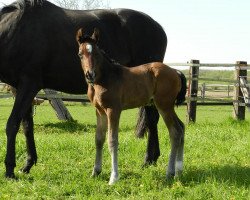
left=95, top=130, right=106, bottom=147
left=173, top=118, right=184, bottom=138
left=177, top=118, right=185, bottom=133
left=96, top=137, right=104, bottom=148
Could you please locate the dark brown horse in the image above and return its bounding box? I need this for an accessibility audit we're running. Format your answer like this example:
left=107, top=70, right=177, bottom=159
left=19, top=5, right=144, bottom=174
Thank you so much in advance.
left=76, top=28, right=186, bottom=184
left=0, top=0, right=167, bottom=178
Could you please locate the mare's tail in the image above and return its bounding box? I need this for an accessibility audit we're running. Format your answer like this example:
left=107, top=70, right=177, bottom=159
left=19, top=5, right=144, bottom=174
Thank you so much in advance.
left=176, top=70, right=187, bottom=106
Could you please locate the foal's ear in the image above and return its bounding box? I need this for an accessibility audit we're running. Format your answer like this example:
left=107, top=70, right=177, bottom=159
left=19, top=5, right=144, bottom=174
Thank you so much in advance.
left=91, top=28, right=100, bottom=43
left=76, top=28, right=84, bottom=45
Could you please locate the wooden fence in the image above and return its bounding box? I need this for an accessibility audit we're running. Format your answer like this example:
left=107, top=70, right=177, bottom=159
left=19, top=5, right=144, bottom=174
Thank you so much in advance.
left=200, top=84, right=233, bottom=99
left=1, top=60, right=250, bottom=123
left=167, top=60, right=250, bottom=123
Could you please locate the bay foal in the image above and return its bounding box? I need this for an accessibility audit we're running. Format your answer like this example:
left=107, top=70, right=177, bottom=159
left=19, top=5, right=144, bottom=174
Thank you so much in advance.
left=76, top=28, right=186, bottom=185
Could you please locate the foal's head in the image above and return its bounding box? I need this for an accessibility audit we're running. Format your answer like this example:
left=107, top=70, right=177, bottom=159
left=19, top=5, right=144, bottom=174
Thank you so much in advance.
left=76, top=28, right=100, bottom=85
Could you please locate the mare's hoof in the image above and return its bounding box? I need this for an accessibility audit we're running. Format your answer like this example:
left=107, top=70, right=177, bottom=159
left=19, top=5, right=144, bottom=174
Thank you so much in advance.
left=142, top=160, right=157, bottom=168
left=5, top=172, right=17, bottom=180
left=143, top=154, right=159, bottom=168
left=19, top=164, right=32, bottom=174
left=19, top=167, right=30, bottom=174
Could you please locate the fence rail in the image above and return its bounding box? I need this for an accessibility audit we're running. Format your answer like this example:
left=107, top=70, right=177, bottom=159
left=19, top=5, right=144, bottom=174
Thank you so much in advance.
left=36, top=93, right=89, bottom=102
left=167, top=62, right=250, bottom=68
left=0, top=91, right=89, bottom=102
left=1, top=60, right=249, bottom=122
left=180, top=60, right=249, bottom=122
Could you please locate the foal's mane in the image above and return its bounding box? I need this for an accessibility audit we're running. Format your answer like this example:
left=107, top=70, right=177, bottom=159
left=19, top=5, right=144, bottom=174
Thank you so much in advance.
left=79, top=35, right=120, bottom=65
left=100, top=49, right=120, bottom=65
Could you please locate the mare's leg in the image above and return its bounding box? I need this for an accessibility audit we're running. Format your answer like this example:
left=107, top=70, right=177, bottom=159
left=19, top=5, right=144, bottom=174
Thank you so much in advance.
left=135, top=107, right=147, bottom=138
left=20, top=106, right=37, bottom=174
left=136, top=106, right=160, bottom=166
left=106, top=109, right=121, bottom=185
left=92, top=110, right=107, bottom=177
left=5, top=79, right=39, bottom=178
left=158, top=108, right=184, bottom=178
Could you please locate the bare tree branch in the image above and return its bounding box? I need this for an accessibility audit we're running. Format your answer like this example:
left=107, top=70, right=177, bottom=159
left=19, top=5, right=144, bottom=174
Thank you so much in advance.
left=53, top=0, right=110, bottom=10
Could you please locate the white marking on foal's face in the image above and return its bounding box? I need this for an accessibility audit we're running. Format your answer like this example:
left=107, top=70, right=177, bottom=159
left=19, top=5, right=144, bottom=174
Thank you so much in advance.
left=86, top=44, right=92, bottom=53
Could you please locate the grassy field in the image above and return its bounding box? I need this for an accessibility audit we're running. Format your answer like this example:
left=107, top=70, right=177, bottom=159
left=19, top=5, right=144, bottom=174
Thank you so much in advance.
left=0, top=98, right=249, bottom=199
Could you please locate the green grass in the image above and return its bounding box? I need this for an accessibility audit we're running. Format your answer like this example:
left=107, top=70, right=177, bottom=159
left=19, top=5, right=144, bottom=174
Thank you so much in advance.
left=0, top=99, right=249, bottom=199
left=182, top=69, right=250, bottom=84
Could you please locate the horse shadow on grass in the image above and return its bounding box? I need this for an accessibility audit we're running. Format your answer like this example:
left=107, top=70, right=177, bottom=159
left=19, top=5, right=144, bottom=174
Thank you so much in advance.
left=175, top=164, right=250, bottom=188
left=125, top=164, right=250, bottom=188
left=39, top=119, right=137, bottom=133
left=40, top=120, right=96, bottom=133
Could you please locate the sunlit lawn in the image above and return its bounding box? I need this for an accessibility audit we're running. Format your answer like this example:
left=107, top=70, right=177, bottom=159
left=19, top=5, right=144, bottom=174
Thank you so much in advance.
left=0, top=99, right=249, bottom=199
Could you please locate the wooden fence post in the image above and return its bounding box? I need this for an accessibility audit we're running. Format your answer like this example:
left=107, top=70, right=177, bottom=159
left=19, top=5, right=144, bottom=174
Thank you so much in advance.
left=227, top=85, right=230, bottom=98
left=201, top=83, right=205, bottom=102
left=233, top=61, right=247, bottom=120
left=187, top=59, right=200, bottom=123
left=44, top=89, right=73, bottom=121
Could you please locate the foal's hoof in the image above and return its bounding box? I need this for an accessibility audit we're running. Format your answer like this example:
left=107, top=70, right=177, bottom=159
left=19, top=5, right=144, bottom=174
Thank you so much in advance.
left=108, top=176, right=119, bottom=185
left=108, top=173, right=119, bottom=185
left=91, top=169, right=101, bottom=177
left=166, top=172, right=175, bottom=180
left=175, top=170, right=183, bottom=178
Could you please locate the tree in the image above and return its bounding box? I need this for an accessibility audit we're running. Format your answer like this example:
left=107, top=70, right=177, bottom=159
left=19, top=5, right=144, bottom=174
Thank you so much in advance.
left=53, top=0, right=110, bottom=10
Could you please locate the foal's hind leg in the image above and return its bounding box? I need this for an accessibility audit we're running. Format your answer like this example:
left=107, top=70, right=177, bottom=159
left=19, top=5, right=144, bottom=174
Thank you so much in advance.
left=92, top=110, right=107, bottom=177
left=20, top=106, right=37, bottom=174
left=159, top=109, right=184, bottom=178
left=175, top=118, right=185, bottom=176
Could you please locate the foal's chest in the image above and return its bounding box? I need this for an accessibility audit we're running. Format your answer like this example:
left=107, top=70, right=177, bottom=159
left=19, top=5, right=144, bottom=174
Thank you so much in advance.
left=88, top=85, right=119, bottom=109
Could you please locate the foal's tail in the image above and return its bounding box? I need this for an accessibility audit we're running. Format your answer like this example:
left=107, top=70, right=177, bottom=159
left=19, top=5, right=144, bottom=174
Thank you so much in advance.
left=176, top=70, right=187, bottom=106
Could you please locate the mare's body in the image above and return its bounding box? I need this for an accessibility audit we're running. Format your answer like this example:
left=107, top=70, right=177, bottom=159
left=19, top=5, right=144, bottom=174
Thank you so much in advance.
left=77, top=29, right=186, bottom=184
left=0, top=0, right=167, bottom=178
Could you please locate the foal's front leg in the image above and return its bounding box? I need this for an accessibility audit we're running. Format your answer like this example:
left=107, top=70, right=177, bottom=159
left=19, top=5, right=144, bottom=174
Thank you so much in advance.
left=107, top=108, right=121, bottom=185
left=92, top=110, right=107, bottom=177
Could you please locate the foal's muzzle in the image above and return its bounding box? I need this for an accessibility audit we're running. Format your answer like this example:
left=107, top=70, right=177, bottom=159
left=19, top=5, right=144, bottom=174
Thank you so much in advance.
left=85, top=70, right=95, bottom=84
